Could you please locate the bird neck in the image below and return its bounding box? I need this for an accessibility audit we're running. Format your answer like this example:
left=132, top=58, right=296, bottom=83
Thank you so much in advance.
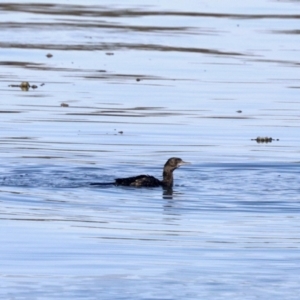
left=162, top=168, right=174, bottom=188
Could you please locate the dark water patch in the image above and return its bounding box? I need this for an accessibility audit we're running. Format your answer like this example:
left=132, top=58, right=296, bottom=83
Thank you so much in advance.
left=7, top=137, right=36, bottom=140
left=1, top=60, right=191, bottom=84
left=0, top=21, right=196, bottom=35
left=0, top=61, right=42, bottom=67
left=202, top=115, right=254, bottom=119
left=83, top=73, right=168, bottom=81
left=250, top=58, right=300, bottom=66
left=0, top=42, right=248, bottom=57
left=1, top=161, right=299, bottom=190
left=0, top=110, right=21, bottom=114
left=1, top=165, right=115, bottom=189
left=0, top=3, right=299, bottom=20
left=17, top=105, right=168, bottom=110
left=21, top=156, right=65, bottom=159
left=12, top=118, right=185, bottom=125
left=65, top=111, right=187, bottom=117
left=272, top=30, right=300, bottom=35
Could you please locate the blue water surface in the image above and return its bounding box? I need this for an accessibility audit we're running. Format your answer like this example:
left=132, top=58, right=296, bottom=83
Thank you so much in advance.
left=0, top=0, right=300, bottom=299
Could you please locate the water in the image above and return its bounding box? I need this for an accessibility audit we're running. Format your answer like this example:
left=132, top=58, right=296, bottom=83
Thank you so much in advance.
left=1, top=0, right=300, bottom=299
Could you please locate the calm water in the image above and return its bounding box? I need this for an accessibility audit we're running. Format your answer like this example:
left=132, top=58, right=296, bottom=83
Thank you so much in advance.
left=1, top=0, right=300, bottom=299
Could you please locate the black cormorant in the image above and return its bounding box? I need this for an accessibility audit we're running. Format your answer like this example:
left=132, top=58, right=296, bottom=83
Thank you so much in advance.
left=90, top=157, right=189, bottom=188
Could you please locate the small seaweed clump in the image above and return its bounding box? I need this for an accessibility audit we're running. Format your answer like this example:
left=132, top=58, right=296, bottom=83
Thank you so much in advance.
left=251, top=137, right=279, bottom=143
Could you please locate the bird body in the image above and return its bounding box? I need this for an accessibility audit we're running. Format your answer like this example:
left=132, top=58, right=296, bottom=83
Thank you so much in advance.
left=91, top=157, right=189, bottom=188
left=115, top=175, right=161, bottom=187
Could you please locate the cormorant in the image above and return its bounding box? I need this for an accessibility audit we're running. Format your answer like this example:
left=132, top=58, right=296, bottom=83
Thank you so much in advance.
left=90, top=157, right=189, bottom=188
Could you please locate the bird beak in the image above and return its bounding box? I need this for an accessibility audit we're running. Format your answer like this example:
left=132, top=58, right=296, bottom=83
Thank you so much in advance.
left=179, top=160, right=190, bottom=166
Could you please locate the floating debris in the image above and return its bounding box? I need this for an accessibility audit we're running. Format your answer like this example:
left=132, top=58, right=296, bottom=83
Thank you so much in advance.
left=9, top=81, right=31, bottom=91
left=46, top=53, right=53, bottom=58
left=251, top=137, right=279, bottom=143
left=40, top=83, right=45, bottom=86
left=9, top=81, right=42, bottom=91
left=20, top=81, right=30, bottom=90
left=61, top=103, right=69, bottom=107
left=136, top=78, right=141, bottom=82
left=118, top=131, right=123, bottom=134
left=106, top=52, right=114, bottom=56
left=236, top=110, right=242, bottom=113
